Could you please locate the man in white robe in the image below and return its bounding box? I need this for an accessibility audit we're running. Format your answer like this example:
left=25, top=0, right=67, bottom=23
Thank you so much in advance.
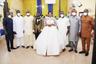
left=13, top=10, right=24, bottom=48
left=24, top=11, right=35, bottom=49
left=57, top=11, right=70, bottom=52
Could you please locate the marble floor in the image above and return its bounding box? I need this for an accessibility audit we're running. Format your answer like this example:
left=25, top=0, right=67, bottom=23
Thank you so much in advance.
left=0, top=38, right=93, bottom=64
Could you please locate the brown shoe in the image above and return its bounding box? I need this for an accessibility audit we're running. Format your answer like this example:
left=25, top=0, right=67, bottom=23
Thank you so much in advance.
left=62, top=48, right=66, bottom=52
left=26, top=46, right=30, bottom=49
left=74, top=50, right=78, bottom=53
left=16, top=46, right=20, bottom=49
left=79, top=51, right=85, bottom=54
left=31, top=46, right=33, bottom=49
left=66, top=44, right=71, bottom=47
left=69, top=49, right=73, bottom=52
left=85, top=52, right=89, bottom=56
left=22, top=46, right=25, bottom=48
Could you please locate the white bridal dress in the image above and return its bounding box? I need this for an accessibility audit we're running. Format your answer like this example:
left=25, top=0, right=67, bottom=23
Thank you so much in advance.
left=34, top=17, right=61, bottom=56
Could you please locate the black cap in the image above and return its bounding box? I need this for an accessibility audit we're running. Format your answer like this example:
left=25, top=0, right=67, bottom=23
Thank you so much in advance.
left=84, top=9, right=89, bottom=13
left=16, top=10, right=20, bottom=13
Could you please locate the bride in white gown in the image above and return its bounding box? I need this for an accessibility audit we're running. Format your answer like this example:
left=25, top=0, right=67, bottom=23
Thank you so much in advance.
left=34, top=12, right=61, bottom=56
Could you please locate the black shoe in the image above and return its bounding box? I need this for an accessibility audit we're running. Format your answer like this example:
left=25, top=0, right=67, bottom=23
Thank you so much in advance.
left=69, top=49, right=73, bottom=52
left=85, top=52, right=89, bottom=56
left=26, top=46, right=30, bottom=49
left=16, top=46, right=20, bottom=49
left=66, top=44, right=71, bottom=47
left=79, top=51, right=85, bottom=54
left=62, top=48, right=66, bottom=52
left=8, top=49, right=11, bottom=52
left=74, top=50, right=78, bottom=53
left=22, top=46, right=25, bottom=48
left=31, top=46, right=33, bottom=49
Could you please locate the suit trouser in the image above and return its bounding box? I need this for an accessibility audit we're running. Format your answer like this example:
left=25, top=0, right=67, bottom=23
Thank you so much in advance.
left=68, top=37, right=79, bottom=46
left=67, top=41, right=71, bottom=46
left=5, top=35, right=14, bottom=51
left=34, top=31, right=41, bottom=39
left=69, top=35, right=79, bottom=49
left=70, top=41, right=78, bottom=50
left=16, top=37, right=24, bottom=47
left=81, top=37, right=91, bottom=52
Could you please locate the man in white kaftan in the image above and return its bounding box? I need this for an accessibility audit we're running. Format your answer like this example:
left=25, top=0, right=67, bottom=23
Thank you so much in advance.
left=13, top=10, right=24, bottom=48
left=24, top=11, right=35, bottom=48
left=57, top=11, right=70, bottom=52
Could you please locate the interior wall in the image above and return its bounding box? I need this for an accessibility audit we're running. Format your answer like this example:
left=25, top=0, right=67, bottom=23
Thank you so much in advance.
left=41, top=0, right=48, bottom=16
left=68, top=0, right=95, bottom=18
left=61, top=0, right=68, bottom=16
left=7, top=0, right=95, bottom=17
left=8, top=0, right=24, bottom=16
left=53, top=0, right=59, bottom=16
left=23, top=0, right=37, bottom=16
left=7, top=0, right=68, bottom=16
left=22, top=0, right=68, bottom=16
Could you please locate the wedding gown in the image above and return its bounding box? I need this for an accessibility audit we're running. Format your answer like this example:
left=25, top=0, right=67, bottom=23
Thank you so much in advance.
left=34, top=17, right=61, bottom=56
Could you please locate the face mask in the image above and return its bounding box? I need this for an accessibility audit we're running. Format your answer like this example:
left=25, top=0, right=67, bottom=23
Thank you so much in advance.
left=17, top=13, right=21, bottom=16
left=60, top=14, right=64, bottom=18
left=72, top=12, right=77, bottom=16
left=26, top=13, right=30, bottom=16
left=83, top=12, right=88, bottom=16
left=8, top=15, right=11, bottom=18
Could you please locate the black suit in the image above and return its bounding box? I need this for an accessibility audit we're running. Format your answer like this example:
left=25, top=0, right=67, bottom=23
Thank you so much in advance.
left=3, top=17, right=15, bottom=51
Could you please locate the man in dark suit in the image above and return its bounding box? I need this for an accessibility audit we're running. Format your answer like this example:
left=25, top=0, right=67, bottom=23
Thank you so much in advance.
left=3, top=12, right=16, bottom=52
